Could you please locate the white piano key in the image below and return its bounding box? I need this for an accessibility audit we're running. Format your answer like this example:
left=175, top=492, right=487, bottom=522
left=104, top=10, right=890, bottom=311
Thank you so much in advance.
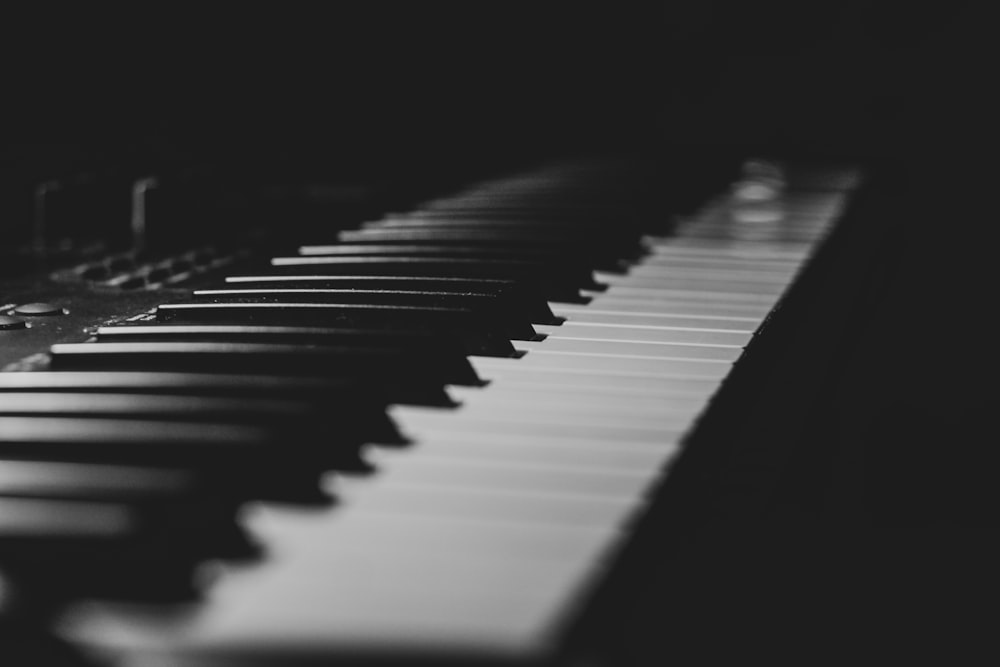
left=592, top=282, right=782, bottom=303
left=638, top=254, right=803, bottom=274
left=334, top=476, right=648, bottom=528
left=392, top=409, right=689, bottom=445
left=420, top=403, right=702, bottom=433
left=448, top=385, right=711, bottom=418
left=475, top=352, right=733, bottom=379
left=249, top=504, right=626, bottom=561
left=592, top=282, right=783, bottom=302
left=61, top=510, right=617, bottom=658
left=598, top=271, right=789, bottom=295
left=446, top=383, right=711, bottom=414
left=549, top=306, right=760, bottom=328
left=532, top=323, right=751, bottom=347
left=533, top=323, right=750, bottom=347
left=181, top=570, right=579, bottom=657
left=643, top=237, right=812, bottom=260
left=367, top=435, right=674, bottom=471
left=465, top=364, right=725, bottom=396
left=392, top=400, right=702, bottom=433
left=450, top=375, right=720, bottom=400
left=561, top=298, right=773, bottom=319
left=548, top=312, right=757, bottom=331
left=515, top=338, right=742, bottom=361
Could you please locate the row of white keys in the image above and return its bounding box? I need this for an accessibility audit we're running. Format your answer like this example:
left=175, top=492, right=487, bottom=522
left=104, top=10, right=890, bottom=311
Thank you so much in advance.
left=58, top=166, right=858, bottom=664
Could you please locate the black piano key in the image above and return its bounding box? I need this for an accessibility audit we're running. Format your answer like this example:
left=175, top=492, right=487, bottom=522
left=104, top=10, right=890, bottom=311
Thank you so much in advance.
left=50, top=341, right=451, bottom=386
left=94, top=324, right=483, bottom=386
left=0, top=460, right=257, bottom=560
left=266, top=256, right=602, bottom=300
left=223, top=275, right=562, bottom=324
left=0, top=497, right=238, bottom=602
left=0, top=392, right=314, bottom=422
left=338, top=225, right=640, bottom=248
left=190, top=289, right=538, bottom=341
left=155, top=303, right=518, bottom=358
left=0, top=460, right=201, bottom=501
left=0, top=413, right=379, bottom=483
left=0, top=415, right=276, bottom=460
left=50, top=341, right=455, bottom=407
left=0, top=371, right=382, bottom=402
left=0, top=457, right=335, bottom=510
left=0, top=414, right=379, bottom=499
left=49, top=340, right=413, bottom=374
left=0, top=497, right=137, bottom=542
left=295, top=243, right=635, bottom=272
left=372, top=209, right=638, bottom=224
left=0, top=372, right=404, bottom=442
left=333, top=230, right=638, bottom=270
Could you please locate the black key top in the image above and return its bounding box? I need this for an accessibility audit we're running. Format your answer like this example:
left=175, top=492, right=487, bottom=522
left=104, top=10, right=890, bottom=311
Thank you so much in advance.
left=356, top=216, right=645, bottom=252
left=295, top=243, right=635, bottom=272
left=0, top=371, right=378, bottom=401
left=0, top=456, right=340, bottom=509
left=0, top=392, right=313, bottom=422
left=0, top=415, right=277, bottom=463
left=190, top=289, right=538, bottom=341
left=94, top=325, right=483, bottom=386
left=0, top=461, right=254, bottom=558
left=223, top=275, right=562, bottom=324
left=0, top=372, right=403, bottom=441
left=50, top=341, right=460, bottom=387
left=0, top=460, right=199, bottom=501
left=334, top=229, right=637, bottom=268
left=363, top=212, right=634, bottom=228
left=0, top=413, right=374, bottom=479
left=338, top=224, right=636, bottom=245
left=155, top=303, right=518, bottom=357
left=49, top=341, right=457, bottom=406
left=267, top=256, right=602, bottom=299
left=0, top=497, right=235, bottom=602
left=0, top=497, right=136, bottom=542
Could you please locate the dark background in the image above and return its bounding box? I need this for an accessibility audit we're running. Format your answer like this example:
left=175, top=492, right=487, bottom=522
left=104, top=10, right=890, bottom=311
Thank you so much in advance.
left=3, top=3, right=989, bottom=167
left=2, top=3, right=994, bottom=663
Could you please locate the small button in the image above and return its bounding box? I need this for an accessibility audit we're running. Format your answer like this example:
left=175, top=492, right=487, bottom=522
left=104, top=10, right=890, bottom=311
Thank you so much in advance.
left=13, top=302, right=64, bottom=316
left=0, top=315, right=27, bottom=330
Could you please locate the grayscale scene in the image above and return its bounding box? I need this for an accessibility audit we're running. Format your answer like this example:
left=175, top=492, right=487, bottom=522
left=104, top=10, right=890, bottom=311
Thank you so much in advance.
left=0, top=4, right=990, bottom=666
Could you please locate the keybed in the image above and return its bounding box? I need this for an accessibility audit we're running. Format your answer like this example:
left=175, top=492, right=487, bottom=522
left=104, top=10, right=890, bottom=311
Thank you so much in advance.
left=10, top=158, right=861, bottom=664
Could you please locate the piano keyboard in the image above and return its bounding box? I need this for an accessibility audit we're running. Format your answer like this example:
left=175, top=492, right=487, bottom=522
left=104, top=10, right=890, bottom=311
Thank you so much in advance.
left=1, top=157, right=860, bottom=665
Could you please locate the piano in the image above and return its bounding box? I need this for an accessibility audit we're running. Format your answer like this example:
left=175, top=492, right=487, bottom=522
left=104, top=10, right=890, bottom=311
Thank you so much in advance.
left=1, top=4, right=989, bottom=665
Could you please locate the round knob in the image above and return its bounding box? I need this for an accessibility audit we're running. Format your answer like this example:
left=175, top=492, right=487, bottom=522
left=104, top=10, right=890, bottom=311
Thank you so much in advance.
left=13, top=302, right=64, bottom=316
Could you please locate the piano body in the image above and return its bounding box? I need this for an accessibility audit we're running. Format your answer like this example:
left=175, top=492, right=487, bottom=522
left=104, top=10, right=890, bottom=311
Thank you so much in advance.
left=1, top=4, right=990, bottom=665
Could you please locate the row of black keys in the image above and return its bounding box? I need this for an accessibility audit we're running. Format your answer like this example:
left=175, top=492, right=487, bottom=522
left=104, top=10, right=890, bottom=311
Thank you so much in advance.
left=0, top=161, right=662, bottom=663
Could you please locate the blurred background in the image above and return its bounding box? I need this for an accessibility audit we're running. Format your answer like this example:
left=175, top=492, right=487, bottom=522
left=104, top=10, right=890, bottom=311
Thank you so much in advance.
left=2, top=2, right=988, bottom=169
